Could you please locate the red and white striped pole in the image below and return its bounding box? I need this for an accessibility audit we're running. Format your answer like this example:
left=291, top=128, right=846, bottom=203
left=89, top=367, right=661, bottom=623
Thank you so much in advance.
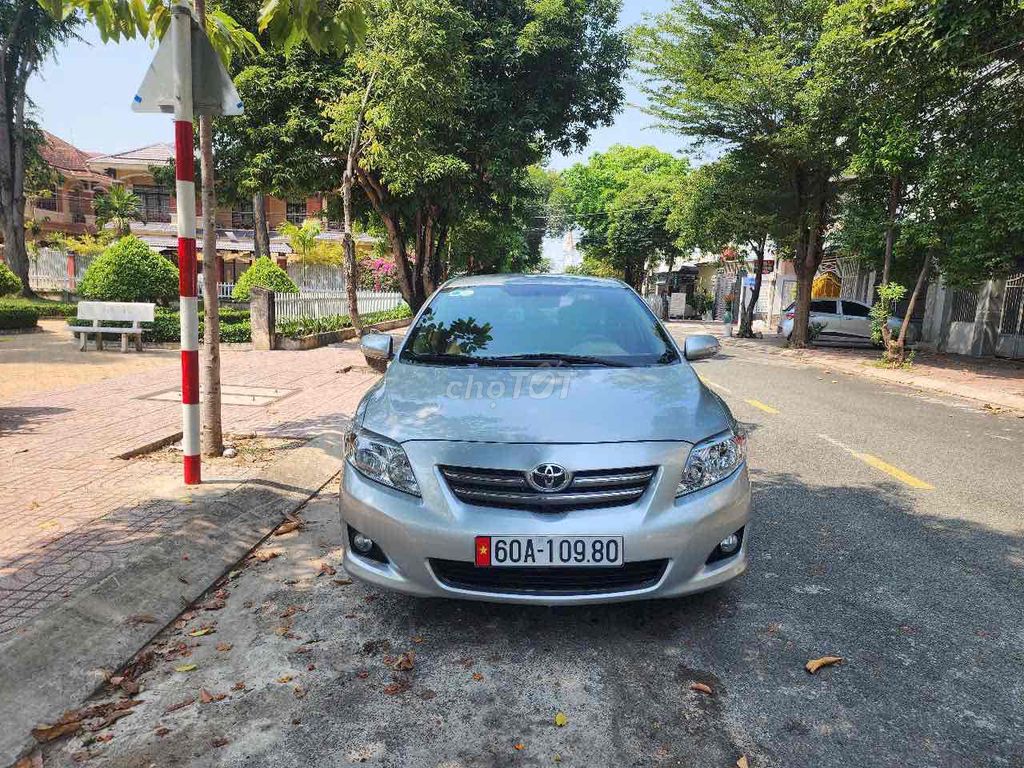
left=172, top=1, right=200, bottom=484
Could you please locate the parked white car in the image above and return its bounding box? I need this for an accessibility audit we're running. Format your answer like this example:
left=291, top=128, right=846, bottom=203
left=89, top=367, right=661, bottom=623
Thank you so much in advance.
left=778, top=299, right=919, bottom=344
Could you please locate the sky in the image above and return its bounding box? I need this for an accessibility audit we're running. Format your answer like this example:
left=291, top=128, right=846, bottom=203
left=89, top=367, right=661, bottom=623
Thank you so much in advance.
left=28, top=0, right=694, bottom=271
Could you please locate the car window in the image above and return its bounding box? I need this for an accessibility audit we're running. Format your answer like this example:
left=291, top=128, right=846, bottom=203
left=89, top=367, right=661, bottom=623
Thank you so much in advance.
left=842, top=301, right=870, bottom=317
left=401, top=282, right=679, bottom=367
left=810, top=300, right=837, bottom=314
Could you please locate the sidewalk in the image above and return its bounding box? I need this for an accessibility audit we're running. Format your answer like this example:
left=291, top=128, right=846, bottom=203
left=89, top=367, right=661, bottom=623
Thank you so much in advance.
left=667, top=320, right=1024, bottom=414
left=0, top=333, right=391, bottom=636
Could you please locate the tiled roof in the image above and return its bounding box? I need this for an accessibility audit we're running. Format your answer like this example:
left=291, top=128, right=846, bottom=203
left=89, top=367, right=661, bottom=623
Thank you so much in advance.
left=89, top=142, right=175, bottom=166
left=39, top=131, right=95, bottom=174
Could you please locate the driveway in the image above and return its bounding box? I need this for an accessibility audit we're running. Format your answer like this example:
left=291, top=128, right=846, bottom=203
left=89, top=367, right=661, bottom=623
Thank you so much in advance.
left=36, top=339, right=1024, bottom=767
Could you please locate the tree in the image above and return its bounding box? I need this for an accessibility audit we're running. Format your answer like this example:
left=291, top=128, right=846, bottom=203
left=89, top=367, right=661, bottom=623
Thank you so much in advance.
left=553, top=145, right=689, bottom=289
left=93, top=185, right=143, bottom=237
left=0, top=1, right=78, bottom=297
left=670, top=150, right=789, bottom=336
left=329, top=0, right=628, bottom=311
left=634, top=0, right=849, bottom=347
left=230, top=255, right=297, bottom=300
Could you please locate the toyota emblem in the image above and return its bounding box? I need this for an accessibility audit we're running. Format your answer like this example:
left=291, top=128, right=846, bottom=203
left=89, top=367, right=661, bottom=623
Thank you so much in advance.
left=526, top=463, right=572, bottom=493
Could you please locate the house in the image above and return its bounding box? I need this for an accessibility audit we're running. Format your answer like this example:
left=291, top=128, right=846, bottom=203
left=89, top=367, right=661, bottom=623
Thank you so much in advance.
left=24, top=132, right=377, bottom=291
left=26, top=131, right=112, bottom=237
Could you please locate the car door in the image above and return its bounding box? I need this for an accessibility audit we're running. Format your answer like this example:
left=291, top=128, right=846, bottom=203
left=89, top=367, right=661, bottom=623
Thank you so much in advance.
left=840, top=300, right=872, bottom=340
left=809, top=299, right=840, bottom=337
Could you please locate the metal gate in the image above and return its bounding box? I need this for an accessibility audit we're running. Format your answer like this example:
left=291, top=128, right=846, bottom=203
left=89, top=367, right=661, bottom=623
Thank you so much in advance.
left=996, top=273, right=1024, bottom=360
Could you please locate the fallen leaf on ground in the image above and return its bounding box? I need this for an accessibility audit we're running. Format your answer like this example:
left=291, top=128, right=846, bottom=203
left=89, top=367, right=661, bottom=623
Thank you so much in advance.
left=384, top=651, right=415, bottom=671
left=31, top=720, right=82, bottom=743
left=690, top=682, right=713, bottom=695
left=514, top=743, right=525, bottom=751
left=736, top=756, right=749, bottom=768
left=471, top=672, right=484, bottom=681
left=275, top=520, right=302, bottom=536
left=356, top=670, right=369, bottom=679
left=232, top=681, right=246, bottom=691
left=188, top=627, right=214, bottom=637
left=383, top=679, right=411, bottom=695
left=163, top=697, right=196, bottom=714
left=155, top=727, right=171, bottom=737
left=554, top=712, right=568, bottom=727
left=211, top=737, right=230, bottom=748
left=293, top=686, right=307, bottom=699
left=94, top=733, right=113, bottom=743
left=199, top=689, right=227, bottom=704
left=333, top=578, right=353, bottom=586
left=126, top=614, right=157, bottom=625
left=253, top=550, right=280, bottom=563
left=174, top=664, right=197, bottom=673
left=277, top=675, right=293, bottom=684
left=13, top=751, right=42, bottom=767
left=199, top=598, right=226, bottom=611
left=216, top=642, right=233, bottom=652
left=317, top=562, right=337, bottom=576
left=412, top=636, right=424, bottom=644
left=805, top=655, right=843, bottom=674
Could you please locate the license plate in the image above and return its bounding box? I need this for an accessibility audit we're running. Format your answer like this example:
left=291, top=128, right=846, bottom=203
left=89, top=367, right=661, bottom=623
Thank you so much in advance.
left=474, top=536, right=624, bottom=568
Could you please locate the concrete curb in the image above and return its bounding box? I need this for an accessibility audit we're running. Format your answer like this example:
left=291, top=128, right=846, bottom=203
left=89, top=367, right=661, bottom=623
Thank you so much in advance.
left=0, top=433, right=345, bottom=767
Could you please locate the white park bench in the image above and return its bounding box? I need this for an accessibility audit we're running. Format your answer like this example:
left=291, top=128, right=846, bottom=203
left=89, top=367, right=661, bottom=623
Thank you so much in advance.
left=70, top=301, right=155, bottom=352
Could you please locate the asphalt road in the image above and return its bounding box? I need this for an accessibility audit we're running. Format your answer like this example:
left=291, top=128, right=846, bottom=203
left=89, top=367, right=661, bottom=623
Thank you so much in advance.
left=40, top=341, right=1024, bottom=768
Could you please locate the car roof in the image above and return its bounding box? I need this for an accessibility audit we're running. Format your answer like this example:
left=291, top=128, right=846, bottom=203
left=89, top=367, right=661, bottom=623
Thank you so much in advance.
left=442, top=273, right=629, bottom=289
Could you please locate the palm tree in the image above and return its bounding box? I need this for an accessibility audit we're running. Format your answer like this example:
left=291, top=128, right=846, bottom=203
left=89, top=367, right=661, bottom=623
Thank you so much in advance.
left=277, top=218, right=321, bottom=286
left=94, top=185, right=143, bottom=237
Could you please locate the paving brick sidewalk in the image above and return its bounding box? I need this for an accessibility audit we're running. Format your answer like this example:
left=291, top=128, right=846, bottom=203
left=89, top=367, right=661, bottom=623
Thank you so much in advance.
left=0, top=340, right=387, bottom=635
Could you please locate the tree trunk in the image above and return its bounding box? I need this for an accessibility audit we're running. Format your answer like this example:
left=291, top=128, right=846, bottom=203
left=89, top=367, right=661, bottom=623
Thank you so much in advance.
left=195, top=0, right=223, bottom=457
left=886, top=254, right=930, bottom=366
left=252, top=191, right=270, bottom=259
left=788, top=178, right=829, bottom=348
left=881, top=174, right=902, bottom=287
left=0, top=58, right=34, bottom=298
left=738, top=234, right=768, bottom=338
left=342, top=74, right=375, bottom=333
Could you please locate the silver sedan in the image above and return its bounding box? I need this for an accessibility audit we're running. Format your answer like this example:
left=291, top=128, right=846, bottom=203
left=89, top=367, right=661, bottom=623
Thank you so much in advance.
left=340, top=274, right=751, bottom=605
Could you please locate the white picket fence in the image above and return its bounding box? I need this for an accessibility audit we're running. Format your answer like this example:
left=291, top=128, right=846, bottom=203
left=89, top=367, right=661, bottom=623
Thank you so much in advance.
left=27, top=247, right=95, bottom=292
left=273, top=290, right=405, bottom=322
left=285, top=262, right=347, bottom=291
left=196, top=274, right=236, bottom=300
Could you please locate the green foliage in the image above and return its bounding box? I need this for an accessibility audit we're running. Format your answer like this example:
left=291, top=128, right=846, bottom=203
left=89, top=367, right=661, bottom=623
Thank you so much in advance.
left=277, top=304, right=412, bottom=339
left=277, top=219, right=321, bottom=261
left=78, top=236, right=179, bottom=303
left=563, top=255, right=622, bottom=280
left=869, top=282, right=907, bottom=344
left=0, top=261, right=23, bottom=296
left=231, top=257, right=298, bottom=301
left=327, top=0, right=628, bottom=308
left=93, top=185, right=143, bottom=237
left=0, top=301, right=39, bottom=330
left=1, top=296, right=77, bottom=317
left=553, top=145, right=689, bottom=288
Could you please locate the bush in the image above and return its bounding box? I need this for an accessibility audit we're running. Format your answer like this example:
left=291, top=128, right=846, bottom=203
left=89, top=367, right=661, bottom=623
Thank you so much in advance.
left=0, top=297, right=76, bottom=318
left=231, top=257, right=297, bottom=301
left=78, top=236, right=179, bottom=303
left=0, top=262, right=22, bottom=296
left=0, top=301, right=39, bottom=330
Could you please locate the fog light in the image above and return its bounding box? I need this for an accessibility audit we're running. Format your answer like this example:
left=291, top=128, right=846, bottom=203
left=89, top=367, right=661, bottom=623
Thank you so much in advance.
left=718, top=534, right=740, bottom=555
left=352, top=532, right=374, bottom=555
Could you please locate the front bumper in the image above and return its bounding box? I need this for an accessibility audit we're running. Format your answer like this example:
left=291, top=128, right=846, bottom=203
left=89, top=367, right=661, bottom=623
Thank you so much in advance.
left=339, top=440, right=751, bottom=605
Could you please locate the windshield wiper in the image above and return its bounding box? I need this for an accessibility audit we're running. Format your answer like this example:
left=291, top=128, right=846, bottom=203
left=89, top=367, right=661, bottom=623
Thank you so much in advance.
left=482, top=353, right=631, bottom=368
left=403, top=353, right=484, bottom=366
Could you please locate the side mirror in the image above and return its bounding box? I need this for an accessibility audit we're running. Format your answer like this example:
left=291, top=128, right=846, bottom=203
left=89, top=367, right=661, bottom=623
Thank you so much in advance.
left=684, top=334, right=719, bottom=361
left=360, top=332, right=394, bottom=362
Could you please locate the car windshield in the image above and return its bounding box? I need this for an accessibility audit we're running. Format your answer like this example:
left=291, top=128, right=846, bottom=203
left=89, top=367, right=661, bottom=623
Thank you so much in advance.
left=400, top=281, right=679, bottom=367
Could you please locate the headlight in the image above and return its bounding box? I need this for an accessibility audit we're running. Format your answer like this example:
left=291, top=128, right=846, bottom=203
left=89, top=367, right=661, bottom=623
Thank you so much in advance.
left=676, top=430, right=746, bottom=496
left=344, top=427, right=420, bottom=496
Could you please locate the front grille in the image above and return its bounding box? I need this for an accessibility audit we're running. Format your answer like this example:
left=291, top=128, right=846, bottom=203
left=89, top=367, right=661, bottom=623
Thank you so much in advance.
left=430, top=559, right=668, bottom=596
left=439, top=465, right=656, bottom=511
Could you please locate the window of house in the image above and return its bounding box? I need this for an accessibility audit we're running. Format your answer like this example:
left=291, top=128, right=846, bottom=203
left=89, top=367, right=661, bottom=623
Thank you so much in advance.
left=133, top=184, right=171, bottom=223
left=33, top=186, right=59, bottom=212
left=286, top=200, right=307, bottom=224
left=232, top=199, right=255, bottom=229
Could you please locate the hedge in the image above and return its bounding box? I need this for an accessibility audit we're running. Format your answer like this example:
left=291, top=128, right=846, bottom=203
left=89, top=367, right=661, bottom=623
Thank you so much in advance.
left=66, top=307, right=251, bottom=344
left=0, top=302, right=39, bottom=330
left=276, top=304, right=412, bottom=339
left=0, top=297, right=77, bottom=318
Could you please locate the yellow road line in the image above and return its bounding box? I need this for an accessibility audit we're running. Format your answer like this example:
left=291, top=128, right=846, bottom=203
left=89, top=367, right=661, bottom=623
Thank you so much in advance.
left=744, top=399, right=779, bottom=414
left=852, top=452, right=934, bottom=490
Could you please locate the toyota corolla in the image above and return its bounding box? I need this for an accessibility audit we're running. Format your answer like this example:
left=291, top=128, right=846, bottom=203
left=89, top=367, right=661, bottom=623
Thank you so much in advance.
left=340, top=274, right=751, bottom=604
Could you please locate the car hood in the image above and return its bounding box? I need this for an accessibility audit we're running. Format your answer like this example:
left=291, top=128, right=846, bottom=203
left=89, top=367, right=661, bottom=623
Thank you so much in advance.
left=359, top=361, right=732, bottom=444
